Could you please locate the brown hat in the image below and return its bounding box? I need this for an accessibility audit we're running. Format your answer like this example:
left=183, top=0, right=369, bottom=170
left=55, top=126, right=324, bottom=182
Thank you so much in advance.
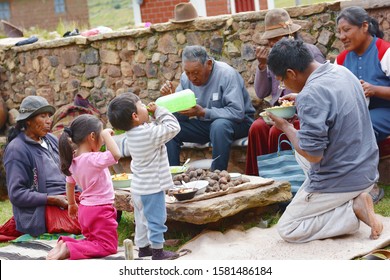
left=170, top=2, right=198, bottom=23
left=261, top=8, right=301, bottom=40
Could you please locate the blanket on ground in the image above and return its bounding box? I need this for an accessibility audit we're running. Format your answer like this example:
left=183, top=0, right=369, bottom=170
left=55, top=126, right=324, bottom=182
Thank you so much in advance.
left=178, top=216, right=390, bottom=260
left=1, top=217, right=389, bottom=260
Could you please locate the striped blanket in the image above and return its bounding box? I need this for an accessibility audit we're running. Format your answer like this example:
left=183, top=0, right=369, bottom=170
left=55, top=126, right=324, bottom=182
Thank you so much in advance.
left=0, top=239, right=127, bottom=260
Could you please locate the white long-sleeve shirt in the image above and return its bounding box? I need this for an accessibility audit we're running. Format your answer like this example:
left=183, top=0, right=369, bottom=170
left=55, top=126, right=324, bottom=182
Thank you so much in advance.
left=125, top=106, right=180, bottom=195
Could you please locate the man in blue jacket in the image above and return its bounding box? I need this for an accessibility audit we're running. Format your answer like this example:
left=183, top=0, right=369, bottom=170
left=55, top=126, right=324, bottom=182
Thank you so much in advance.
left=160, top=45, right=255, bottom=171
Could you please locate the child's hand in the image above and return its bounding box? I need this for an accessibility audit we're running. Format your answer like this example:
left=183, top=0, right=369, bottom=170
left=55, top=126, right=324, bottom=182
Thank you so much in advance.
left=147, top=102, right=157, bottom=115
left=278, top=93, right=298, bottom=104
left=102, top=128, right=115, bottom=136
left=68, top=204, right=78, bottom=219
left=160, top=81, right=174, bottom=96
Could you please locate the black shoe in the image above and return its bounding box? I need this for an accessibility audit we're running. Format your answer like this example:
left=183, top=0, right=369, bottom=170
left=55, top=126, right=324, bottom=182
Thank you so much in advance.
left=138, top=245, right=153, bottom=258
left=15, top=36, right=38, bottom=46
left=63, top=28, right=79, bottom=37
left=152, top=248, right=179, bottom=260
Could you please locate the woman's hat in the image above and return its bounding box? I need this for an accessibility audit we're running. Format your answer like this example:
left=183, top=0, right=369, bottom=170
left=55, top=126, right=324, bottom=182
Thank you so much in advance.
left=16, top=95, right=56, bottom=122
left=261, top=8, right=302, bottom=40
left=170, top=2, right=198, bottom=23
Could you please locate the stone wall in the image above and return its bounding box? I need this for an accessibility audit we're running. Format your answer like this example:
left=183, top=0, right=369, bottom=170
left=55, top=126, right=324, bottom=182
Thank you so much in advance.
left=0, top=1, right=390, bottom=126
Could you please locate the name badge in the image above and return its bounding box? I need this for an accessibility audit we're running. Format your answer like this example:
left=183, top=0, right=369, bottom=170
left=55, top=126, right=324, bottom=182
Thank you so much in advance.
left=212, top=92, right=219, bottom=101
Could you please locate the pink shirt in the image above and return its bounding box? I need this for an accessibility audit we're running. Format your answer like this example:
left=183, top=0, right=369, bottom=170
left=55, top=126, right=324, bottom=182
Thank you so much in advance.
left=66, top=151, right=117, bottom=206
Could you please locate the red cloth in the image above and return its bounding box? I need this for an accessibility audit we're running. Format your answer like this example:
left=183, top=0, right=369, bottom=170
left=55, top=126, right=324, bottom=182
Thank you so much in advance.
left=245, top=118, right=300, bottom=176
left=378, top=137, right=390, bottom=158
left=0, top=217, right=23, bottom=242
left=0, top=193, right=82, bottom=242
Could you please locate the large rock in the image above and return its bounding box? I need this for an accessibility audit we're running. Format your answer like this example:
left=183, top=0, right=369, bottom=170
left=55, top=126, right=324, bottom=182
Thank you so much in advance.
left=114, top=189, right=133, bottom=213
left=166, top=178, right=291, bottom=225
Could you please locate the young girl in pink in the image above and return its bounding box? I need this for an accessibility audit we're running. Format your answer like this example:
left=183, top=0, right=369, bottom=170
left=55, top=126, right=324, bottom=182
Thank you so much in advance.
left=46, top=114, right=121, bottom=260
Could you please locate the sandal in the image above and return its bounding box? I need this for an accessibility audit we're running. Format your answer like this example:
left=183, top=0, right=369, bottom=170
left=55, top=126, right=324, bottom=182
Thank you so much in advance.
left=370, top=187, right=385, bottom=204
left=362, top=249, right=390, bottom=260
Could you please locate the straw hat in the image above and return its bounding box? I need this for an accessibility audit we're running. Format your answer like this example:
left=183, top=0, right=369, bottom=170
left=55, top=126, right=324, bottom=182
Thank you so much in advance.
left=16, top=96, right=55, bottom=122
left=170, top=2, right=198, bottom=23
left=261, top=8, right=301, bottom=40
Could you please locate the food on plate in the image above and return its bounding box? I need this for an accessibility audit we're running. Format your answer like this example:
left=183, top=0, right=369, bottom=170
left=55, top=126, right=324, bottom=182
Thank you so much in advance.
left=268, top=100, right=295, bottom=110
left=264, top=101, right=296, bottom=119
left=170, top=165, right=188, bottom=174
left=112, top=173, right=129, bottom=181
left=280, top=100, right=295, bottom=107
left=173, top=188, right=196, bottom=194
left=171, top=187, right=198, bottom=201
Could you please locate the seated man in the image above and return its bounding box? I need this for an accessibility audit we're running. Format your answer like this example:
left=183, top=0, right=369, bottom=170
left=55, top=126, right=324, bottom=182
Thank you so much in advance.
left=161, top=45, right=255, bottom=171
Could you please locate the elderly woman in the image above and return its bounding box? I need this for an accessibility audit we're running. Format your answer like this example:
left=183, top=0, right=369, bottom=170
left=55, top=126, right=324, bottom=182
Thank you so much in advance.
left=0, top=96, right=81, bottom=242
left=335, top=6, right=390, bottom=204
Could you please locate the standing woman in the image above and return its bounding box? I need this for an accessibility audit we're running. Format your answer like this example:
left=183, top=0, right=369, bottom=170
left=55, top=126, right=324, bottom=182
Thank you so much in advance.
left=335, top=6, right=390, bottom=203
left=0, top=96, right=81, bottom=241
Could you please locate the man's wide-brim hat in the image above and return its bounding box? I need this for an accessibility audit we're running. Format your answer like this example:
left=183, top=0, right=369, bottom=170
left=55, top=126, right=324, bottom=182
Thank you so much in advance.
left=16, top=95, right=55, bottom=122
left=170, top=2, right=198, bottom=23
left=261, top=8, right=302, bottom=40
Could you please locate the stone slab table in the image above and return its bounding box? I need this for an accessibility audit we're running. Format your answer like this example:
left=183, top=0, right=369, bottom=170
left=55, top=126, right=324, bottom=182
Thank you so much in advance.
left=165, top=176, right=292, bottom=225
left=114, top=176, right=292, bottom=225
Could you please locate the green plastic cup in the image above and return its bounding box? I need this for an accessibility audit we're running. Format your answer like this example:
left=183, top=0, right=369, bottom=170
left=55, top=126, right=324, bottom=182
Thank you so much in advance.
left=155, top=89, right=196, bottom=113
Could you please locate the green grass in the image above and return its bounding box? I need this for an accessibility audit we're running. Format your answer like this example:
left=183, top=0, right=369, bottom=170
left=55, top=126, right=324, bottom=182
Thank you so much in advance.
left=0, top=200, right=12, bottom=248
left=88, top=0, right=134, bottom=30
left=275, top=0, right=337, bottom=8
left=375, top=184, right=390, bottom=216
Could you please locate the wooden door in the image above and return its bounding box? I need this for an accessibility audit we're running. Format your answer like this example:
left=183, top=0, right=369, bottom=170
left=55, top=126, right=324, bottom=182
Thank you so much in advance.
left=235, top=0, right=255, bottom=12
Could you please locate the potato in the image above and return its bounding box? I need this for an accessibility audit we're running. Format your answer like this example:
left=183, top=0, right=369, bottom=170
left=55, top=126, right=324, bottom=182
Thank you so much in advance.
left=221, top=184, right=229, bottom=191
left=208, top=179, right=217, bottom=186
left=218, top=176, right=228, bottom=184
left=187, top=166, right=197, bottom=173
left=189, top=170, right=198, bottom=178
left=241, top=177, right=250, bottom=183
left=219, top=170, right=229, bottom=179
left=196, top=168, right=204, bottom=176
left=233, top=180, right=242, bottom=186
left=182, top=175, right=190, bottom=183
left=226, top=182, right=235, bottom=189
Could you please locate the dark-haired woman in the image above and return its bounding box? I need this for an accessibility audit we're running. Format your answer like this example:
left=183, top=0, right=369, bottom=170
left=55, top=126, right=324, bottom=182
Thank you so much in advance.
left=0, top=96, right=81, bottom=242
left=47, top=114, right=120, bottom=260
left=336, top=6, right=390, bottom=204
